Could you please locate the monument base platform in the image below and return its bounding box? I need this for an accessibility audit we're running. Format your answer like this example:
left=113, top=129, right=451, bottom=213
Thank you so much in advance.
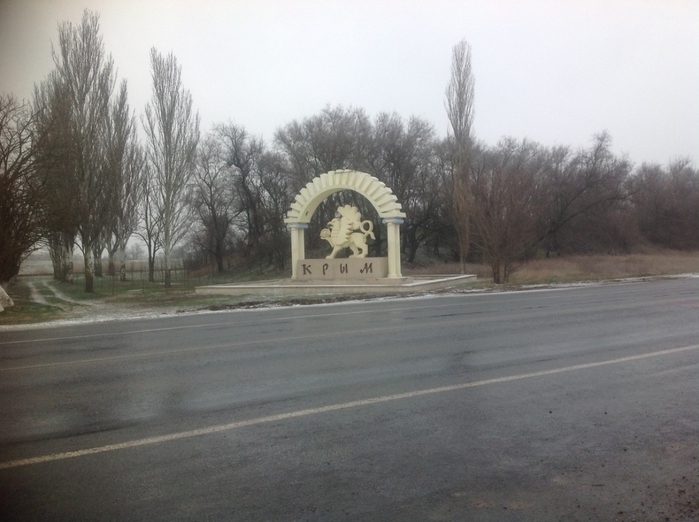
left=195, top=274, right=477, bottom=297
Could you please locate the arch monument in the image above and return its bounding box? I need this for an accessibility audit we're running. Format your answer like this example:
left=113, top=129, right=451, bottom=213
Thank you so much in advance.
left=284, top=169, right=406, bottom=279
left=194, top=169, right=476, bottom=296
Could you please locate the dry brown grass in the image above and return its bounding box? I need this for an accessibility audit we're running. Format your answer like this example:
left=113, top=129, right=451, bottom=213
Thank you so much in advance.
left=403, top=250, right=699, bottom=285
left=403, top=261, right=492, bottom=279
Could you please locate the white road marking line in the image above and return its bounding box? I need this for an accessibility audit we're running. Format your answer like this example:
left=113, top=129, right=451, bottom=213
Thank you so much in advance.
left=1, top=343, right=697, bottom=470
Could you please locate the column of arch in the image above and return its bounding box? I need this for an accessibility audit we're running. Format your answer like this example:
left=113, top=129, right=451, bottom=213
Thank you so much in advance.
left=284, top=169, right=406, bottom=279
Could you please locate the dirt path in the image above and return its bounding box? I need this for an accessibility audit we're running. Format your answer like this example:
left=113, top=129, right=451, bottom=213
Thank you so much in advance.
left=26, top=282, right=50, bottom=306
left=43, top=281, right=98, bottom=306
left=26, top=280, right=100, bottom=312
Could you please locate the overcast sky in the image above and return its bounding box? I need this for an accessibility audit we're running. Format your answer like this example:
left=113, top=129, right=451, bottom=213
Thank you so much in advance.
left=1, top=0, right=697, bottom=166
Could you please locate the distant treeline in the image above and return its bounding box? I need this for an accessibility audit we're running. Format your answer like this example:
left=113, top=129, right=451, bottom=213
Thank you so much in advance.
left=1, top=10, right=696, bottom=291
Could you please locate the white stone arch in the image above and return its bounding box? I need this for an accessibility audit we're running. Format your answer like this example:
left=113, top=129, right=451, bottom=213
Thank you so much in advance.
left=284, top=169, right=406, bottom=278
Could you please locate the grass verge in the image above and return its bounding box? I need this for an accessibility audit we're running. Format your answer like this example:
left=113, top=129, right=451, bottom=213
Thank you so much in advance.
left=0, top=280, right=67, bottom=326
left=2, top=250, right=697, bottom=326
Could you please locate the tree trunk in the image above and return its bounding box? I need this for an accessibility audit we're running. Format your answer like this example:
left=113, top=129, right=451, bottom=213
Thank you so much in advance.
left=458, top=213, right=469, bottom=275
left=83, top=246, right=95, bottom=293
left=491, top=260, right=502, bottom=284
left=66, top=258, right=74, bottom=283
left=145, top=242, right=156, bottom=283
left=163, top=245, right=171, bottom=288
left=107, top=249, right=116, bottom=276
left=49, top=233, right=75, bottom=283
left=93, top=249, right=103, bottom=278
left=49, top=242, right=65, bottom=281
left=118, top=241, right=127, bottom=282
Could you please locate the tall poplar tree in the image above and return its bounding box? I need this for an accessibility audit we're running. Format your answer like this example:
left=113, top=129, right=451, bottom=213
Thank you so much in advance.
left=46, top=10, right=116, bottom=292
left=104, top=81, right=143, bottom=281
left=445, top=39, right=476, bottom=274
left=143, top=48, right=199, bottom=287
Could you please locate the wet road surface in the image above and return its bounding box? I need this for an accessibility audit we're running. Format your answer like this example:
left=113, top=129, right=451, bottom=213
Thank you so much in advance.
left=1, top=278, right=698, bottom=521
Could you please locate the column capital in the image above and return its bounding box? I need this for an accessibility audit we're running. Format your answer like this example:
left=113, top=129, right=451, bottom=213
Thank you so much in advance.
left=382, top=218, right=404, bottom=225
left=286, top=222, right=309, bottom=230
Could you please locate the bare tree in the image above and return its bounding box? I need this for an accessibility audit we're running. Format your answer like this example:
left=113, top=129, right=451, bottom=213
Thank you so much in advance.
left=665, top=158, right=699, bottom=249
left=103, top=81, right=144, bottom=280
left=430, top=137, right=461, bottom=259
left=445, top=39, right=476, bottom=274
left=471, top=139, right=546, bottom=283
left=538, top=132, right=631, bottom=255
left=135, top=164, right=161, bottom=283
left=275, top=106, right=375, bottom=254
left=630, top=158, right=699, bottom=250
left=369, top=113, right=439, bottom=262
left=214, top=123, right=294, bottom=267
left=48, top=10, right=116, bottom=292
left=33, top=71, right=78, bottom=282
left=256, top=151, right=293, bottom=269
left=215, top=123, right=265, bottom=259
left=143, top=48, right=200, bottom=287
left=191, top=134, right=237, bottom=273
left=275, top=105, right=372, bottom=190
left=0, top=95, right=45, bottom=286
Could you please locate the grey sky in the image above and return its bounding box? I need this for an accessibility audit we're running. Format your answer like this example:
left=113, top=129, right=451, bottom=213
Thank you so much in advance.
left=1, top=0, right=697, bottom=165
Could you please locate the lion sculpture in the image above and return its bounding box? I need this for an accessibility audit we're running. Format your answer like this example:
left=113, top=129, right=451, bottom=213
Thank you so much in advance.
left=320, top=205, right=375, bottom=259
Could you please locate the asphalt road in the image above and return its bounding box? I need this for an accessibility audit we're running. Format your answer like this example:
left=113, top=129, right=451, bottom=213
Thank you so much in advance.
left=1, top=278, right=698, bottom=521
